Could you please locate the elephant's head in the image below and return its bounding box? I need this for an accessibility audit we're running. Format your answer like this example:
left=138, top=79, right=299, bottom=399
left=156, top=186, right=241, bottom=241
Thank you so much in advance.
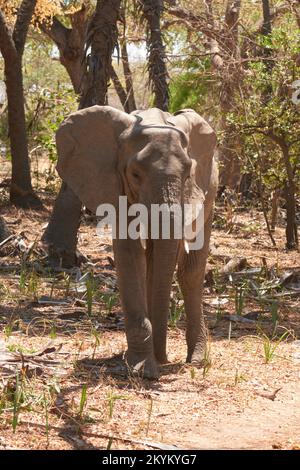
left=56, top=106, right=216, bottom=240
left=56, top=105, right=217, bottom=363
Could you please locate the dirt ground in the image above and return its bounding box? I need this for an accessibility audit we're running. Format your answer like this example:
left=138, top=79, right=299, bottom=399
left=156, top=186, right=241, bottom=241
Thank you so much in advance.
left=0, top=176, right=299, bottom=450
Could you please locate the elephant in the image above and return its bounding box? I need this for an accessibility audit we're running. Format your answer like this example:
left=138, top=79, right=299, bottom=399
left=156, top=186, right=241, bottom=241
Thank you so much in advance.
left=55, top=105, right=218, bottom=379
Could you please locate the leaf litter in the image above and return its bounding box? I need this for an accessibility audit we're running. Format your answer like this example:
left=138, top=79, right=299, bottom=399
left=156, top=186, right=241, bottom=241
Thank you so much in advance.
left=0, top=197, right=299, bottom=449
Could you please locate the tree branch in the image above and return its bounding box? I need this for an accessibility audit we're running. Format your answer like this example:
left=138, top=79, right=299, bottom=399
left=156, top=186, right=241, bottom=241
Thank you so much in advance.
left=0, top=9, right=17, bottom=60
left=39, top=16, right=70, bottom=50
left=258, top=2, right=298, bottom=32
left=121, top=40, right=136, bottom=112
left=13, top=0, right=37, bottom=56
left=110, top=65, right=130, bottom=112
left=165, top=3, right=229, bottom=46
left=203, top=0, right=224, bottom=69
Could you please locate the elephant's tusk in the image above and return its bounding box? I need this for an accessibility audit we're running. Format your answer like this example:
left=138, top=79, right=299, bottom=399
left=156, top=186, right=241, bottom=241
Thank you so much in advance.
left=184, top=239, right=190, bottom=254
left=139, top=223, right=148, bottom=250
left=140, top=237, right=147, bottom=250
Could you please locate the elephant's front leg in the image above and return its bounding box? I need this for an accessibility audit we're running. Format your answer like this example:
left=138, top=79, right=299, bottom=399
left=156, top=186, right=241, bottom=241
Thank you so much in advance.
left=113, top=238, right=159, bottom=379
left=177, top=214, right=212, bottom=364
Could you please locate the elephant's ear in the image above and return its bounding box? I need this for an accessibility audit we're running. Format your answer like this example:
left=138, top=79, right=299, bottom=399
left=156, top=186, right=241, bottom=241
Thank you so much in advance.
left=56, top=105, right=135, bottom=212
left=167, top=109, right=217, bottom=193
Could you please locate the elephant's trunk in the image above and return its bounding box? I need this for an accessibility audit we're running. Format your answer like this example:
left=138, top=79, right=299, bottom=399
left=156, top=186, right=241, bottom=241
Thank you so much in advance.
left=145, top=178, right=181, bottom=363
left=147, top=238, right=179, bottom=364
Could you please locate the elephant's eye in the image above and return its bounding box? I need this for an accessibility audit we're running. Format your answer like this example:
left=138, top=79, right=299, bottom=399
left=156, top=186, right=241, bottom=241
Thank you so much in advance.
left=132, top=172, right=140, bottom=180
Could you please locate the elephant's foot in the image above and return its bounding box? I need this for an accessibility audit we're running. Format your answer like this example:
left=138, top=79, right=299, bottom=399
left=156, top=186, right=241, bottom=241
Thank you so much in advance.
left=186, top=344, right=208, bottom=366
left=125, top=350, right=159, bottom=380
left=42, top=242, right=85, bottom=268
left=154, top=352, right=169, bottom=365
left=153, top=341, right=168, bottom=365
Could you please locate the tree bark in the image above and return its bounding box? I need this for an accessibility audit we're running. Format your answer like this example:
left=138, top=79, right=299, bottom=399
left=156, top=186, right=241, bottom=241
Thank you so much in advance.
left=0, top=1, right=41, bottom=208
left=284, top=182, right=298, bottom=250
left=6, top=54, right=35, bottom=205
left=79, top=0, right=121, bottom=108
left=281, top=145, right=298, bottom=249
left=266, top=133, right=298, bottom=249
left=141, top=0, right=169, bottom=111
left=261, top=0, right=272, bottom=36
left=42, top=183, right=83, bottom=267
left=40, top=7, right=88, bottom=95
left=41, top=6, right=136, bottom=112
left=261, top=0, right=274, bottom=102
left=218, top=0, right=242, bottom=190
left=270, top=188, right=280, bottom=232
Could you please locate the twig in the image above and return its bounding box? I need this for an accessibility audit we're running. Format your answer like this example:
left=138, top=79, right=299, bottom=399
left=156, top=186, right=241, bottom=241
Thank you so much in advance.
left=255, top=387, right=282, bottom=401
left=17, top=419, right=181, bottom=450
left=0, top=234, right=16, bottom=248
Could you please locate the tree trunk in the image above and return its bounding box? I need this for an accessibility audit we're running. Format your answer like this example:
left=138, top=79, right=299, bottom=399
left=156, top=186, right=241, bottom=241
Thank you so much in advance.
left=217, top=0, right=242, bottom=189
left=40, top=7, right=89, bottom=95
left=268, top=134, right=298, bottom=249
left=0, top=1, right=41, bottom=208
left=261, top=0, right=273, bottom=103
left=5, top=55, right=39, bottom=207
left=281, top=145, right=298, bottom=249
left=79, top=0, right=121, bottom=108
left=141, top=0, right=169, bottom=111
left=43, top=0, right=122, bottom=267
left=42, top=183, right=83, bottom=267
left=270, top=188, right=280, bottom=232
left=284, top=182, right=298, bottom=250
left=261, top=0, right=272, bottom=36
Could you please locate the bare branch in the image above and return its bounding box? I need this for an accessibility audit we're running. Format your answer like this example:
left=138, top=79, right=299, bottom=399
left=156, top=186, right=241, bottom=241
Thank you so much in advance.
left=110, top=65, right=131, bottom=112
left=203, top=0, right=223, bottom=69
left=121, top=40, right=136, bottom=112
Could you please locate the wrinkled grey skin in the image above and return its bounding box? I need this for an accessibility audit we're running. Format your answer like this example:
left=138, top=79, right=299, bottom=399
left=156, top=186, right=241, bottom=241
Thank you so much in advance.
left=56, top=106, right=218, bottom=379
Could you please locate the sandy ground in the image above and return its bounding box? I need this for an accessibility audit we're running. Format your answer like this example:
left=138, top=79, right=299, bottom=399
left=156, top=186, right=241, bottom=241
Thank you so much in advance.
left=0, top=174, right=299, bottom=450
